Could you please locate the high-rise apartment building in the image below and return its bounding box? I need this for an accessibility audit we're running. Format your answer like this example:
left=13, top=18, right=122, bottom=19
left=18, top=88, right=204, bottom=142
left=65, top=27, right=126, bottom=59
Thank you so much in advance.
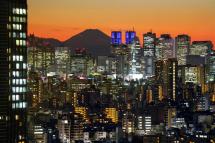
left=0, top=0, right=28, bottom=142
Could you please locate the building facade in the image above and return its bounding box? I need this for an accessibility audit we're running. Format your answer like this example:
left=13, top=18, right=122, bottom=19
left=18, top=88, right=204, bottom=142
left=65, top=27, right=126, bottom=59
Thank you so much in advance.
left=175, top=35, right=190, bottom=65
left=0, top=0, right=28, bottom=142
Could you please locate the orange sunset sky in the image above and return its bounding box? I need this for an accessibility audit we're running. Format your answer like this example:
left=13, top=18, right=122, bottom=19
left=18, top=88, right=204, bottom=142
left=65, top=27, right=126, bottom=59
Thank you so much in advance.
left=29, top=0, right=215, bottom=47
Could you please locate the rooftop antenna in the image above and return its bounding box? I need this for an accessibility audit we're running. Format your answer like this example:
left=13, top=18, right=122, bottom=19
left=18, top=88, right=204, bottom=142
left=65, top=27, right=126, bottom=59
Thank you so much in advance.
left=150, top=29, right=152, bottom=33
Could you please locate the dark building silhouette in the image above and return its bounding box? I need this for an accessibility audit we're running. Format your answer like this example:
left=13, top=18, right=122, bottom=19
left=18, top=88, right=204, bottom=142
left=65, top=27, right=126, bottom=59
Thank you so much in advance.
left=0, top=0, right=27, bottom=142
left=155, top=59, right=178, bottom=101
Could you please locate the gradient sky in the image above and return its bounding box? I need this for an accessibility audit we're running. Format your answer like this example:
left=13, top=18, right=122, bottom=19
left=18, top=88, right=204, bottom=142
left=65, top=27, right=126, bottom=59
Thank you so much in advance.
left=29, top=0, right=215, bottom=46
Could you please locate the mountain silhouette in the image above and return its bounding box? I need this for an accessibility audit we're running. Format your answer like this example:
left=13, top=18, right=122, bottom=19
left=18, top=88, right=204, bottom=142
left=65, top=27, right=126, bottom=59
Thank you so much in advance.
left=29, top=29, right=111, bottom=57
left=63, top=29, right=111, bottom=57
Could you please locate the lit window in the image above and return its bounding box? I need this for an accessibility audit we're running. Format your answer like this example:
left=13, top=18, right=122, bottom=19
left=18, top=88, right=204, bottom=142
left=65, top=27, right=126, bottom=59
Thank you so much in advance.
left=20, top=56, right=23, bottom=61
left=23, top=79, right=26, bottom=85
left=23, top=63, right=27, bottom=69
left=12, top=103, right=16, bottom=109
left=12, top=8, right=16, bottom=14
left=12, top=95, right=16, bottom=101
left=16, top=71, right=20, bottom=77
left=12, top=79, right=16, bottom=84
left=16, top=63, right=20, bottom=69
left=7, top=24, right=11, bottom=30
left=16, top=79, right=19, bottom=85
left=16, top=9, right=19, bottom=14
left=16, top=95, right=20, bottom=100
left=12, top=87, right=16, bottom=93
left=20, top=9, right=23, bottom=15
left=19, top=102, right=23, bottom=108
left=23, top=9, right=27, bottom=15
left=16, top=40, right=20, bottom=46
left=13, top=32, right=16, bottom=38
left=23, top=102, right=27, bottom=108
left=23, top=40, right=26, bottom=46
left=16, top=87, right=20, bottom=93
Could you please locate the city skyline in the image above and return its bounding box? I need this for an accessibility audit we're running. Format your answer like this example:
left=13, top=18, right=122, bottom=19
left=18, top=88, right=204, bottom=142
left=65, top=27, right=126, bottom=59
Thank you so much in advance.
left=0, top=0, right=215, bottom=142
left=29, top=0, right=215, bottom=46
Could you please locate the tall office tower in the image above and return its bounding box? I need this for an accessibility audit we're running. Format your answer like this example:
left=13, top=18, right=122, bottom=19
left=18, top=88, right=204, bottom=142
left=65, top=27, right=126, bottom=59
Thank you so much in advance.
left=126, top=31, right=136, bottom=45
left=175, top=35, right=191, bottom=65
left=190, top=41, right=213, bottom=57
left=111, top=31, right=122, bottom=46
left=110, top=44, right=130, bottom=79
left=208, top=50, right=215, bottom=82
left=0, top=0, right=27, bottom=142
left=143, top=32, right=156, bottom=56
left=127, top=37, right=143, bottom=80
left=156, top=34, right=175, bottom=61
left=155, top=59, right=178, bottom=101
left=143, top=32, right=156, bottom=78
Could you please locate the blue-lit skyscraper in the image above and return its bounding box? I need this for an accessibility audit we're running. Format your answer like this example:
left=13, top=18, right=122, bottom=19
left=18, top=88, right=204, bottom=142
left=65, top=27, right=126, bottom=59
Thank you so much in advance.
left=126, top=31, right=136, bottom=45
left=111, top=31, right=122, bottom=45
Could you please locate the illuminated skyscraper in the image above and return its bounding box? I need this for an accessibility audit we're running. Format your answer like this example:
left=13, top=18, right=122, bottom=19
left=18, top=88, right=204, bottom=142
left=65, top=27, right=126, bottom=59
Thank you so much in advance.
left=126, top=31, right=136, bottom=45
left=208, top=50, right=215, bottom=82
left=156, top=34, right=175, bottom=61
left=143, top=32, right=156, bottom=78
left=190, top=41, right=213, bottom=57
left=0, top=0, right=28, bottom=142
left=175, top=34, right=191, bottom=65
left=127, top=37, right=143, bottom=80
left=143, top=32, right=156, bottom=56
left=111, top=31, right=122, bottom=46
left=28, top=35, right=55, bottom=75
left=155, top=59, right=178, bottom=101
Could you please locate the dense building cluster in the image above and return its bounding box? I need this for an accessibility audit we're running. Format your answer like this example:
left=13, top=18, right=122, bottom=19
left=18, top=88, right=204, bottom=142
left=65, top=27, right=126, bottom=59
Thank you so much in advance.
left=26, top=31, right=215, bottom=143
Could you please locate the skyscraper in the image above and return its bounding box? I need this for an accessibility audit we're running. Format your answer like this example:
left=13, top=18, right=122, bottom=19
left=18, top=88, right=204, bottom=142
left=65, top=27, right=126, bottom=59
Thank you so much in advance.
left=208, top=50, right=215, bottom=82
left=111, top=31, right=122, bottom=46
left=156, top=34, right=175, bottom=61
left=126, top=31, right=136, bottom=45
left=0, top=0, right=27, bottom=142
left=143, top=32, right=156, bottom=78
left=155, top=59, right=178, bottom=101
left=143, top=32, right=156, bottom=56
left=127, top=36, right=143, bottom=80
left=175, top=35, right=191, bottom=65
left=190, top=41, right=213, bottom=57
